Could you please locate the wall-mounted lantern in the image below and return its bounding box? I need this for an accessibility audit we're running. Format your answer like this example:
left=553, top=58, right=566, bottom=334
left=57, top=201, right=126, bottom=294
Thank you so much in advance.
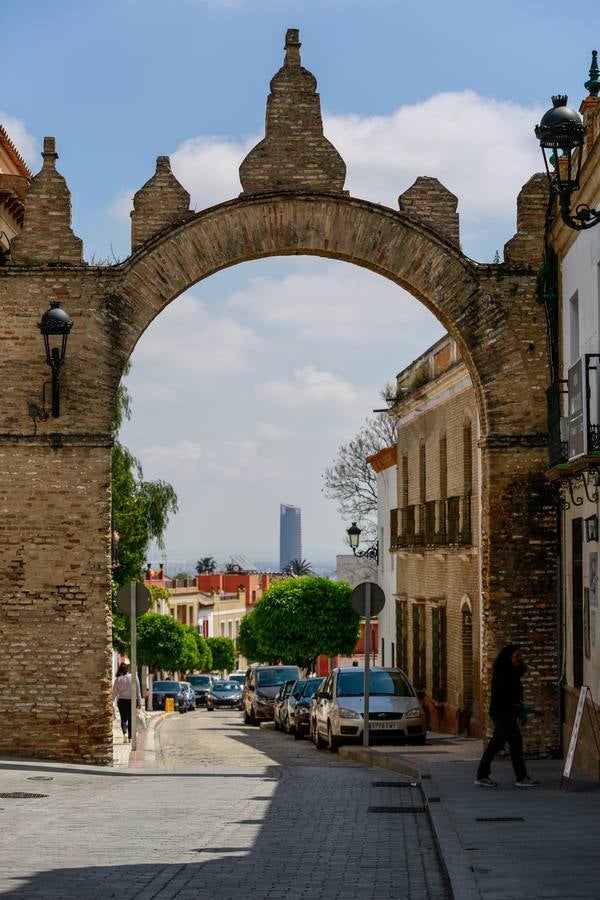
left=38, top=300, right=73, bottom=418
left=346, top=521, right=379, bottom=563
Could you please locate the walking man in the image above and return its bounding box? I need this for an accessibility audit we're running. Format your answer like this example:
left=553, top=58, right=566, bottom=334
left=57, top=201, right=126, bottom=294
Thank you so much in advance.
left=475, top=644, right=539, bottom=788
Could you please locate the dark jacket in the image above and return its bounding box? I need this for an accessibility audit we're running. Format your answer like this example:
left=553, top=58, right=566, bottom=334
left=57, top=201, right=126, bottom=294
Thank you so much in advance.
left=489, top=666, right=523, bottom=720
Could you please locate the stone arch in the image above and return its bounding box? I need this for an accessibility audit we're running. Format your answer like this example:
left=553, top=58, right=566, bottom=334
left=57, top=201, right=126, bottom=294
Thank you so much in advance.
left=0, top=29, right=559, bottom=763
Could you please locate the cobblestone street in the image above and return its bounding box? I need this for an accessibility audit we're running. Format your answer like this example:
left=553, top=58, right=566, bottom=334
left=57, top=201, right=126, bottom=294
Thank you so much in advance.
left=0, top=710, right=448, bottom=899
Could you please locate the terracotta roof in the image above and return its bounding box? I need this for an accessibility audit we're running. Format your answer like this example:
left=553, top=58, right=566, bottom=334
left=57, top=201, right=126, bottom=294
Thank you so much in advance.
left=0, top=123, right=31, bottom=177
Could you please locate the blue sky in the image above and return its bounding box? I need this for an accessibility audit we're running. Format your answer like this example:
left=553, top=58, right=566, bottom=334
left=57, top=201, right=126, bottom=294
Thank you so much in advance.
left=2, top=1, right=596, bottom=566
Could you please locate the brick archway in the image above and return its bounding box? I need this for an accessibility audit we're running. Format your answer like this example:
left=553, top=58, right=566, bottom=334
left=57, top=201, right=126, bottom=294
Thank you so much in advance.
left=0, top=29, right=558, bottom=763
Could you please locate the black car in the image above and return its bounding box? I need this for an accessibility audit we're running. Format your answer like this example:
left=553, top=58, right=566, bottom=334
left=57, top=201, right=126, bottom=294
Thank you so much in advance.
left=293, top=676, right=324, bottom=739
left=207, top=680, right=244, bottom=711
left=151, top=680, right=189, bottom=712
left=187, top=674, right=214, bottom=707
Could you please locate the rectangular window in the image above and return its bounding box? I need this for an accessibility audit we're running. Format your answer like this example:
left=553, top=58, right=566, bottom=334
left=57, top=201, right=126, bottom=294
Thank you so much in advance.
left=381, top=637, right=385, bottom=667
left=412, top=602, right=426, bottom=691
left=431, top=606, right=447, bottom=701
left=402, top=454, right=409, bottom=508
left=402, top=505, right=415, bottom=538
left=395, top=599, right=408, bottom=671
left=391, top=641, right=396, bottom=668
left=390, top=508, right=398, bottom=549
left=425, top=500, right=436, bottom=544
left=447, top=496, right=460, bottom=543
left=570, top=290, right=580, bottom=365
left=220, top=621, right=225, bottom=637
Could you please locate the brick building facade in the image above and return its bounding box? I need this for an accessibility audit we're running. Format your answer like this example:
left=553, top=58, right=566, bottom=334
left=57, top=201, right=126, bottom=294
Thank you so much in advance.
left=389, top=335, right=481, bottom=735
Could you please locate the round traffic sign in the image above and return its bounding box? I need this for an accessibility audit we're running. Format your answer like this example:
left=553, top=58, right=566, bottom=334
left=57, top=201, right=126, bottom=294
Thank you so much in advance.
left=351, top=581, right=385, bottom=617
left=117, top=582, right=151, bottom=617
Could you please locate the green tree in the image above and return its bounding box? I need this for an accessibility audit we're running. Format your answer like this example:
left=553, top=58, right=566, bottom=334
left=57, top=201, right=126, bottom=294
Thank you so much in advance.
left=177, top=627, right=200, bottom=673
left=206, top=637, right=236, bottom=673
left=253, top=577, right=360, bottom=668
left=238, top=609, right=279, bottom=664
left=174, top=572, right=191, bottom=582
left=196, top=557, right=217, bottom=574
left=284, top=558, right=313, bottom=576
left=137, top=613, right=185, bottom=673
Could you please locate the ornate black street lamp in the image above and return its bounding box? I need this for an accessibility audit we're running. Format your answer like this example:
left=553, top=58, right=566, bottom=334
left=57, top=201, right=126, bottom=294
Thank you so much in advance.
left=38, top=300, right=73, bottom=417
left=535, top=53, right=600, bottom=230
left=346, top=521, right=379, bottom=563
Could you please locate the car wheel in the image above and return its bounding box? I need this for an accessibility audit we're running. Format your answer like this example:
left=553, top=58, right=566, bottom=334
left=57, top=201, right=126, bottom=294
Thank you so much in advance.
left=327, top=723, right=339, bottom=753
left=407, top=734, right=427, bottom=745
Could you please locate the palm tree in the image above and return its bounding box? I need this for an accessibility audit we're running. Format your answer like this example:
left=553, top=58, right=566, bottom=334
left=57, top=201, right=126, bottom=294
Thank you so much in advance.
left=196, top=556, right=217, bottom=574
left=284, top=558, right=313, bottom=576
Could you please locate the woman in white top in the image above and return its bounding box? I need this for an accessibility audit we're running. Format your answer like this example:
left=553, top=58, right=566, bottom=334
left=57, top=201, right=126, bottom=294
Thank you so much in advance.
left=112, top=662, right=142, bottom=743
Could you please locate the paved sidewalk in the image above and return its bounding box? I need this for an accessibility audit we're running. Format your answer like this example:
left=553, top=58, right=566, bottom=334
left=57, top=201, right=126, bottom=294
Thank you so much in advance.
left=340, top=734, right=600, bottom=899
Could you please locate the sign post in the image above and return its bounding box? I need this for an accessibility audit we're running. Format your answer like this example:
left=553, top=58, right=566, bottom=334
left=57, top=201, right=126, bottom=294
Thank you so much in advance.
left=351, top=582, right=385, bottom=749
left=117, top=582, right=151, bottom=752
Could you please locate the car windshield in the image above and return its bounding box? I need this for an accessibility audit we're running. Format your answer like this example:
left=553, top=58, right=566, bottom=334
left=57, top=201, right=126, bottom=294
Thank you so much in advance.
left=256, top=667, right=299, bottom=687
left=213, top=681, right=240, bottom=692
left=153, top=681, right=179, bottom=692
left=337, top=671, right=415, bottom=698
left=303, top=678, right=324, bottom=698
left=228, top=675, right=245, bottom=684
left=188, top=676, right=211, bottom=687
left=293, top=680, right=307, bottom=695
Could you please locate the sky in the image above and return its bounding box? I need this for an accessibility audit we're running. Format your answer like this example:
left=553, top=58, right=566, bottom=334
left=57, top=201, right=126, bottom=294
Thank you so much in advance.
left=2, top=0, right=597, bottom=568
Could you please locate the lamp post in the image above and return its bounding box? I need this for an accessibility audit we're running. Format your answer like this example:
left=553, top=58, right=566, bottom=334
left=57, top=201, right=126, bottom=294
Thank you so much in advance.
left=535, top=54, right=600, bottom=230
left=38, top=300, right=73, bottom=417
left=346, top=521, right=379, bottom=564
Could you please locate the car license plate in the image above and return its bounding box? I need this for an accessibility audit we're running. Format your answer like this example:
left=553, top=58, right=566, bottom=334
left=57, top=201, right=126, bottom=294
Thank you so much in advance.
left=369, top=721, right=401, bottom=730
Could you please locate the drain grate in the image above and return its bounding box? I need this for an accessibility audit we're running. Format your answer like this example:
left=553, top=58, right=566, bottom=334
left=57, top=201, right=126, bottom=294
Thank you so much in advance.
left=27, top=776, right=54, bottom=782
left=372, top=781, right=415, bottom=788
left=427, top=797, right=441, bottom=803
left=368, top=805, right=425, bottom=814
left=0, top=792, right=49, bottom=799
left=476, top=816, right=525, bottom=823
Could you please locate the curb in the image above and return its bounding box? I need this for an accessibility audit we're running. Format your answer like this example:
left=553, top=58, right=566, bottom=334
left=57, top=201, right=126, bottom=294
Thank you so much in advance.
left=128, top=712, right=171, bottom=769
left=338, top=745, right=481, bottom=900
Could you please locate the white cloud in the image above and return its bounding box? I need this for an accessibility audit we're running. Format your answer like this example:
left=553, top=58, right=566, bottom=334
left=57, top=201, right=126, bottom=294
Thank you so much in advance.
left=255, top=421, right=290, bottom=441
left=171, top=135, right=258, bottom=210
left=258, top=366, right=360, bottom=411
left=0, top=113, right=38, bottom=168
left=324, top=91, right=544, bottom=257
left=226, top=263, right=439, bottom=344
left=141, top=439, right=205, bottom=469
left=134, top=292, right=265, bottom=380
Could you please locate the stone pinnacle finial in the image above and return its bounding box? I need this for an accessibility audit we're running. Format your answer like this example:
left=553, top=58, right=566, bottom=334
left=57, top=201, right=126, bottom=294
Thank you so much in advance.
left=284, top=28, right=301, bottom=67
left=239, top=29, right=347, bottom=195
left=131, top=155, right=192, bottom=251
left=10, top=136, right=83, bottom=265
left=585, top=50, right=600, bottom=97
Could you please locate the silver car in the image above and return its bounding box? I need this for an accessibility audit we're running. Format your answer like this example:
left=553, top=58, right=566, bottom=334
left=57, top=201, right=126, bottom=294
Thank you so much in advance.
left=313, top=667, right=426, bottom=752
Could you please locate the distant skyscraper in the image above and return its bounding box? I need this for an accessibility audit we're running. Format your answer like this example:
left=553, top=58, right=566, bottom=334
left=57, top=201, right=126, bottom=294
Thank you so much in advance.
left=280, top=504, right=302, bottom=571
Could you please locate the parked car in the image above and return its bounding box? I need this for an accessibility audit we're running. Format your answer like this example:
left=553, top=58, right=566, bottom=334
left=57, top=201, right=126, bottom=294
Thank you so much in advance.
left=312, top=667, right=426, bottom=752
left=293, top=676, right=324, bottom=740
left=179, top=681, right=197, bottom=712
left=187, top=674, right=214, bottom=707
left=207, top=680, right=244, bottom=711
left=243, top=665, right=301, bottom=725
left=151, top=680, right=189, bottom=712
left=227, top=671, right=246, bottom=687
left=281, top=679, right=307, bottom=734
left=273, top=679, right=296, bottom=730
